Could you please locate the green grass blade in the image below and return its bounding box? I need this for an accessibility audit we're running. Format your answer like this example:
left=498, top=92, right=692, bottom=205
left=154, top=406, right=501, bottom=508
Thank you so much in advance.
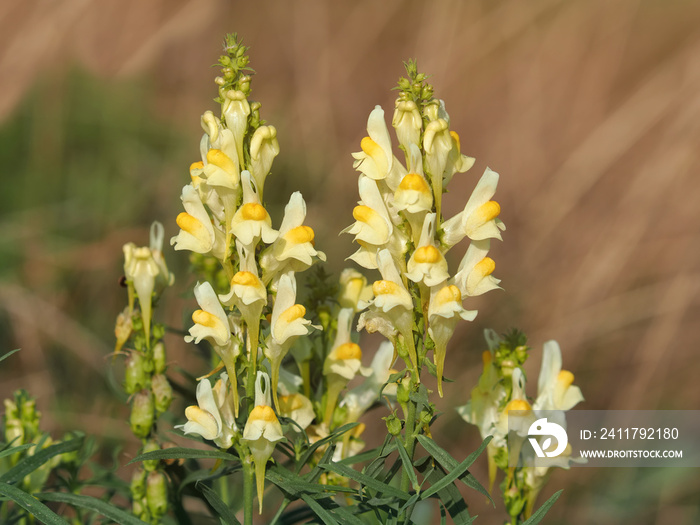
left=0, top=349, right=20, bottom=363
left=36, top=492, right=149, bottom=525
left=0, top=483, right=69, bottom=525
left=522, top=490, right=563, bottom=525
left=320, top=462, right=409, bottom=501
left=0, top=437, right=83, bottom=484
left=129, top=447, right=239, bottom=465
left=196, top=482, right=241, bottom=525
left=0, top=443, right=35, bottom=459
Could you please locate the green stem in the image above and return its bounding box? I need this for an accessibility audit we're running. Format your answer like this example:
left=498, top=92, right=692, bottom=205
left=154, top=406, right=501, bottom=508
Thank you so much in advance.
left=242, top=452, right=254, bottom=525
left=399, top=380, right=419, bottom=523
left=245, top=330, right=258, bottom=411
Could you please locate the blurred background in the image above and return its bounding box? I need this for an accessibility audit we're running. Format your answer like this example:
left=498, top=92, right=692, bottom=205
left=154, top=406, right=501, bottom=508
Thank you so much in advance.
left=1, top=0, right=699, bottom=523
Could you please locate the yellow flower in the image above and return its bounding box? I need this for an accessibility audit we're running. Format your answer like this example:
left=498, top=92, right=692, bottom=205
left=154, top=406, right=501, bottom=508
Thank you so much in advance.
left=337, top=268, right=372, bottom=312
left=170, top=184, right=226, bottom=260
left=230, top=171, right=278, bottom=248
left=453, top=240, right=501, bottom=297
left=221, top=89, right=250, bottom=166
left=242, top=372, right=284, bottom=514
left=185, top=281, right=231, bottom=348
left=249, top=125, right=280, bottom=199
left=176, top=374, right=238, bottom=449
left=441, top=168, right=506, bottom=249
left=351, top=106, right=394, bottom=182
left=533, top=341, right=584, bottom=411
left=405, top=214, right=450, bottom=287
left=428, top=283, right=477, bottom=397
left=392, top=98, right=422, bottom=152
left=266, top=272, right=317, bottom=411
left=260, top=192, right=326, bottom=282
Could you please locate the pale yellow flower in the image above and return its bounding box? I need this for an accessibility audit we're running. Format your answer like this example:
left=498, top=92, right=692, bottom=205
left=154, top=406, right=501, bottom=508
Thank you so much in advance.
left=249, top=125, right=280, bottom=199
left=352, top=106, right=394, bottom=182
left=441, top=168, right=505, bottom=249
left=405, top=214, right=450, bottom=287
left=453, top=240, right=501, bottom=297
left=171, top=184, right=226, bottom=260
left=221, top=89, right=250, bottom=166
left=230, top=171, right=278, bottom=248
left=260, top=192, right=326, bottom=282
left=242, top=372, right=284, bottom=514
left=176, top=373, right=238, bottom=449
left=428, top=283, right=477, bottom=396
left=392, top=97, right=422, bottom=153
left=337, top=268, right=373, bottom=312
left=533, top=341, right=584, bottom=412
left=266, top=272, right=316, bottom=411
left=185, top=281, right=231, bottom=348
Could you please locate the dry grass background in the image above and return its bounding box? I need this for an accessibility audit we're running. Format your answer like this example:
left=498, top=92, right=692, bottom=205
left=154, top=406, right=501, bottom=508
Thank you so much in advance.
left=1, top=0, right=699, bottom=523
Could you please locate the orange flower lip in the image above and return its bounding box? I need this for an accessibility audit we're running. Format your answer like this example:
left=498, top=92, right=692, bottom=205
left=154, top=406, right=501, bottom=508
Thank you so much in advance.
left=240, top=203, right=268, bottom=221
left=413, top=245, right=441, bottom=264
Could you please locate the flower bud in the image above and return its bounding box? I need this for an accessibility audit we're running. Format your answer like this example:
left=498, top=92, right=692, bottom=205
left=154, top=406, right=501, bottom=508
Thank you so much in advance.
left=153, top=341, right=167, bottom=374
left=384, top=414, right=402, bottom=436
left=130, top=390, right=155, bottom=439
left=142, top=440, right=160, bottom=472
left=114, top=308, right=132, bottom=353
left=146, top=471, right=168, bottom=520
left=151, top=374, right=173, bottom=414
left=130, top=468, right=147, bottom=499
left=125, top=352, right=148, bottom=395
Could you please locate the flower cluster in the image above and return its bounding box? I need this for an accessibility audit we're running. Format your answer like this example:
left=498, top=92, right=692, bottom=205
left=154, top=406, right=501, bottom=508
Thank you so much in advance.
left=458, top=330, right=584, bottom=520
left=117, top=221, right=174, bottom=524
left=171, top=36, right=399, bottom=512
left=347, top=61, right=505, bottom=395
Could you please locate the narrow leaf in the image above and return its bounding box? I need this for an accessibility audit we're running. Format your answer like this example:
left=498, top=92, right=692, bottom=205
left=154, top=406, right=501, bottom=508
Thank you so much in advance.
left=417, top=435, right=493, bottom=504
left=0, top=484, right=69, bottom=525
left=0, top=349, right=20, bottom=363
left=129, top=447, right=239, bottom=465
left=395, top=439, right=418, bottom=493
left=0, top=443, right=35, bottom=459
left=521, top=490, right=563, bottom=525
left=415, top=461, right=474, bottom=525
left=299, top=494, right=337, bottom=525
left=36, top=492, right=149, bottom=525
left=0, top=437, right=83, bottom=483
left=321, top=462, right=409, bottom=501
left=196, top=483, right=241, bottom=525
left=296, top=423, right=358, bottom=473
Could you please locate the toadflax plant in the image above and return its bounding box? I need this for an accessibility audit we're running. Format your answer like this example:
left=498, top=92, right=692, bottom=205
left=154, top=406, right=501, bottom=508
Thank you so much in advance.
left=113, top=34, right=577, bottom=525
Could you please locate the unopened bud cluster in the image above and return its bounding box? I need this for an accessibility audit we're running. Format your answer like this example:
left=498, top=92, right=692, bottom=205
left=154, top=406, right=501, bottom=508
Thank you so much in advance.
left=117, top=221, right=174, bottom=523
left=1, top=390, right=63, bottom=493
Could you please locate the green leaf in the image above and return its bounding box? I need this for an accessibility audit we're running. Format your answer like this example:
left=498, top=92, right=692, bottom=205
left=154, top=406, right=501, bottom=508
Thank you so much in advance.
left=0, top=483, right=69, bottom=525
left=416, top=435, right=493, bottom=504
left=521, top=490, right=562, bottom=525
left=36, top=492, right=149, bottom=525
left=299, top=494, right=365, bottom=525
left=266, top=465, right=354, bottom=497
left=0, top=437, right=83, bottom=484
left=320, top=462, right=409, bottom=501
left=196, top=482, right=241, bottom=525
left=416, top=464, right=474, bottom=525
left=338, top=441, right=397, bottom=466
left=299, top=494, right=338, bottom=525
left=395, top=439, right=418, bottom=493
left=0, top=348, right=20, bottom=363
left=295, top=423, right=358, bottom=473
left=0, top=443, right=35, bottom=459
left=419, top=435, right=491, bottom=499
left=129, top=446, right=239, bottom=465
